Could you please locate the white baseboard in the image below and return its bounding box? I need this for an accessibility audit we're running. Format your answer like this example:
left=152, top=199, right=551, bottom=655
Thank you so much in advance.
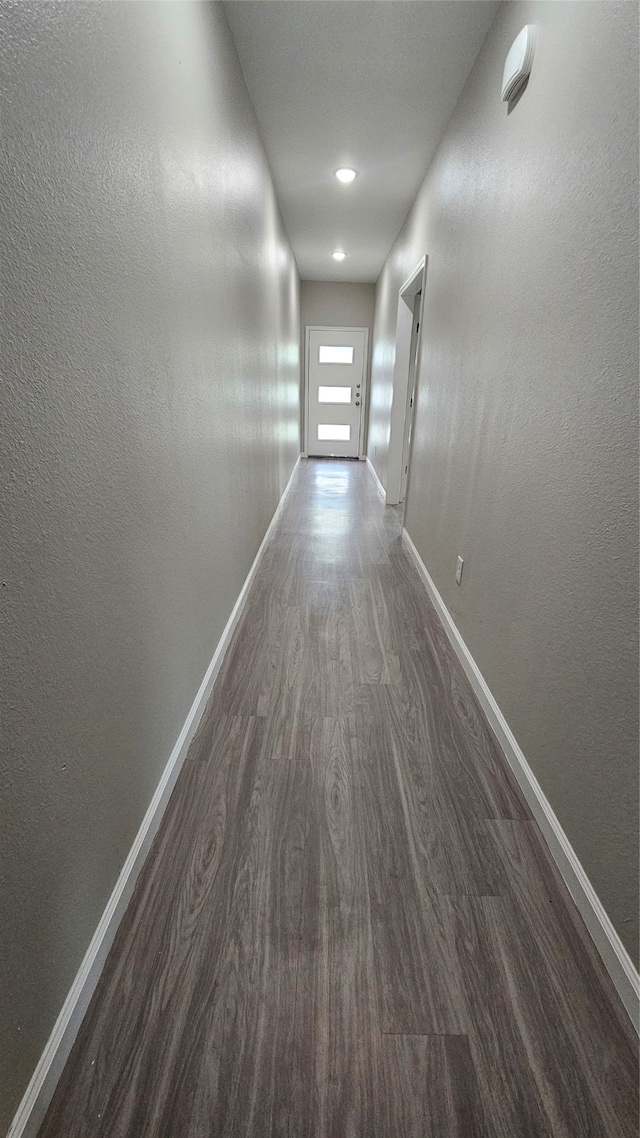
left=402, top=526, right=639, bottom=1032
left=7, top=455, right=302, bottom=1138
left=365, top=456, right=386, bottom=501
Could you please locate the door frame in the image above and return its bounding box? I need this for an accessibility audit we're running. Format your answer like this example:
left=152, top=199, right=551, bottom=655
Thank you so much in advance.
left=385, top=257, right=427, bottom=507
left=304, top=325, right=369, bottom=459
left=399, top=288, right=422, bottom=506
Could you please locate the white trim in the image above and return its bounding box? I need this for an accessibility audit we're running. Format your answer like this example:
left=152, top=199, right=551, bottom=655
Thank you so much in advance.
left=399, top=255, right=427, bottom=301
left=304, top=325, right=369, bottom=459
left=386, top=256, right=427, bottom=507
left=401, top=525, right=640, bottom=1032
left=7, top=455, right=303, bottom=1138
left=365, top=455, right=386, bottom=501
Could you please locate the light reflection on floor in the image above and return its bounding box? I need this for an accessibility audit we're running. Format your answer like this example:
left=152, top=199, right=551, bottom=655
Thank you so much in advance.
left=306, top=460, right=379, bottom=548
left=313, top=472, right=350, bottom=495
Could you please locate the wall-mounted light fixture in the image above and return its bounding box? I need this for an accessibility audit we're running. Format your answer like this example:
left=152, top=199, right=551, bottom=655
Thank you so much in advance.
left=501, top=26, right=536, bottom=102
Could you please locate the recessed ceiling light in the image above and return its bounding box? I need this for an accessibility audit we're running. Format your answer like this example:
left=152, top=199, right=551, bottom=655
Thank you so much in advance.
left=335, top=168, right=357, bottom=184
left=332, top=249, right=347, bottom=261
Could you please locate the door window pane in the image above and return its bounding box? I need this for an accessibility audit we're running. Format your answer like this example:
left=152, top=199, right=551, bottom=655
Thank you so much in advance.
left=318, top=345, right=354, bottom=364
left=318, top=424, right=351, bottom=441
left=318, top=386, right=351, bottom=404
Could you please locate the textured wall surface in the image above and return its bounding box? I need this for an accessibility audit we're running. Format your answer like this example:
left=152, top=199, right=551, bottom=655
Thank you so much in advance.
left=368, top=1, right=639, bottom=961
left=300, top=280, right=375, bottom=447
left=0, top=2, right=299, bottom=1129
left=300, top=280, right=376, bottom=331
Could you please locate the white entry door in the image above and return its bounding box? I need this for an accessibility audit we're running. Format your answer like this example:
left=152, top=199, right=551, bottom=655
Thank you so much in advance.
left=306, top=327, right=368, bottom=458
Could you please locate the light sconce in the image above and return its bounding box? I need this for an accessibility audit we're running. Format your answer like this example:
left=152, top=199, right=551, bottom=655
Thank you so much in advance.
left=501, top=25, right=536, bottom=101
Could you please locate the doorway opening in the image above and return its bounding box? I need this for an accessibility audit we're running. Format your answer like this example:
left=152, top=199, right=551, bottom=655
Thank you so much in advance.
left=385, top=257, right=427, bottom=519
left=399, top=289, right=421, bottom=510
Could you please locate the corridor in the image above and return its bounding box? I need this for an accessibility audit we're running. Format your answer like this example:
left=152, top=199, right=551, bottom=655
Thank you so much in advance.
left=39, top=460, right=637, bottom=1137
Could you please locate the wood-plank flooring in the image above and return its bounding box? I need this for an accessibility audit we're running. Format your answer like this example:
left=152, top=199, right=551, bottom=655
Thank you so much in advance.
left=39, top=459, right=638, bottom=1137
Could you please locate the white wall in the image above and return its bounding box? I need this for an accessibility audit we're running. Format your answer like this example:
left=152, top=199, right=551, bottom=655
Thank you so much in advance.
left=0, top=2, right=300, bottom=1129
left=368, top=1, right=638, bottom=962
left=300, top=279, right=376, bottom=331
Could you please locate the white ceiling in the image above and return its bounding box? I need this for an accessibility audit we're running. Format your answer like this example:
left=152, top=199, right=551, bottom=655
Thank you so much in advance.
left=225, top=1, right=500, bottom=283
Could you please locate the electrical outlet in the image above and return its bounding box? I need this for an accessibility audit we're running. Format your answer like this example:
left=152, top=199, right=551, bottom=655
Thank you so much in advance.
left=455, top=556, right=464, bottom=585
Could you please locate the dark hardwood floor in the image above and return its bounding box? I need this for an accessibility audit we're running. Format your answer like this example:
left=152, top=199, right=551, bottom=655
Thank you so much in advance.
left=39, top=459, right=638, bottom=1137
